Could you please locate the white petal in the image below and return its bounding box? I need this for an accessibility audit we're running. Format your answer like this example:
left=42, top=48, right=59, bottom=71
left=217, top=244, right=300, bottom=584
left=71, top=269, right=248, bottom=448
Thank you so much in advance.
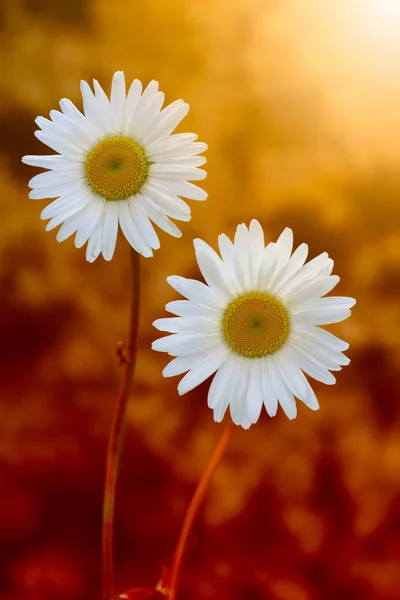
left=35, top=115, right=55, bottom=131
left=294, top=307, right=351, bottom=326
left=218, top=233, right=234, bottom=262
left=291, top=331, right=349, bottom=369
left=110, top=71, right=126, bottom=130
left=140, top=196, right=183, bottom=238
left=249, top=220, right=265, bottom=287
left=92, top=79, right=113, bottom=133
left=162, top=355, right=198, bottom=378
left=59, top=97, right=99, bottom=141
left=275, top=227, right=293, bottom=269
left=56, top=205, right=89, bottom=242
left=80, top=80, right=105, bottom=130
left=165, top=300, right=216, bottom=319
left=257, top=242, right=278, bottom=290
left=150, top=163, right=207, bottom=182
left=143, top=182, right=191, bottom=218
left=49, top=109, right=90, bottom=147
left=129, top=81, right=165, bottom=139
left=40, top=192, right=87, bottom=220
left=296, top=296, right=356, bottom=311
left=118, top=200, right=153, bottom=258
left=120, top=81, right=141, bottom=133
left=229, top=358, right=250, bottom=428
left=75, top=200, right=105, bottom=248
left=45, top=198, right=87, bottom=231
left=213, top=394, right=231, bottom=424
left=158, top=180, right=207, bottom=201
left=261, top=360, right=278, bottom=417
left=281, top=252, right=330, bottom=297
left=193, top=239, right=233, bottom=299
left=292, top=297, right=355, bottom=325
left=177, top=344, right=229, bottom=395
left=274, top=350, right=308, bottom=400
left=152, top=316, right=220, bottom=334
left=156, top=155, right=206, bottom=168
left=245, top=360, right=264, bottom=424
left=286, top=345, right=336, bottom=385
left=133, top=201, right=160, bottom=250
left=142, top=100, right=189, bottom=145
left=146, top=132, right=198, bottom=157
left=152, top=333, right=222, bottom=356
left=211, top=356, right=240, bottom=423
left=269, top=357, right=297, bottom=419
left=300, top=377, right=320, bottom=410
left=320, top=258, right=334, bottom=277
left=233, top=223, right=252, bottom=290
left=286, top=276, right=340, bottom=307
left=34, top=130, right=83, bottom=159
left=167, top=275, right=226, bottom=309
left=217, top=234, right=242, bottom=295
left=208, top=355, right=236, bottom=409
left=101, top=203, right=119, bottom=261
left=271, top=243, right=309, bottom=294
left=28, top=169, right=83, bottom=189
left=22, top=154, right=81, bottom=170
left=295, top=325, right=349, bottom=352
left=86, top=219, right=103, bottom=263
left=29, top=180, right=84, bottom=200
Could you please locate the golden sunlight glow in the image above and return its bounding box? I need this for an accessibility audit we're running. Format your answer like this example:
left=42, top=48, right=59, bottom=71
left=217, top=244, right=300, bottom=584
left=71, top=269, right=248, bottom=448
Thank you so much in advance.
left=355, top=0, right=400, bottom=36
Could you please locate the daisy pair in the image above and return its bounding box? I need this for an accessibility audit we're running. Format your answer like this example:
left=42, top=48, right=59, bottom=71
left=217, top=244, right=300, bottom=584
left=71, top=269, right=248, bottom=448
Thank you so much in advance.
left=23, top=71, right=355, bottom=429
left=22, top=71, right=207, bottom=262
left=153, top=221, right=356, bottom=429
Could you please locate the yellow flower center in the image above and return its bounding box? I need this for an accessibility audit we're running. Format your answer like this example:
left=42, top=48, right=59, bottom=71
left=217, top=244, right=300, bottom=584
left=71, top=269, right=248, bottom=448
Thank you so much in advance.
left=222, top=292, right=289, bottom=357
left=84, top=136, right=149, bottom=201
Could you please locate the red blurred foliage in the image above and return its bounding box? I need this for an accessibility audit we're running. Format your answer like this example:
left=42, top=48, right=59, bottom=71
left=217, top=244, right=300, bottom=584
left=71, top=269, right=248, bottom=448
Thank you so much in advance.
left=9, top=545, right=86, bottom=599
left=2, top=1, right=400, bottom=600
left=115, top=590, right=166, bottom=600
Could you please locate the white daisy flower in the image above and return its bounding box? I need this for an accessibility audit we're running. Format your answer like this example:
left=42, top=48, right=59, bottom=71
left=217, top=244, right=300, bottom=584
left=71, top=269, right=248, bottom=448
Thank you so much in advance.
left=152, top=220, right=356, bottom=429
left=22, top=71, right=207, bottom=262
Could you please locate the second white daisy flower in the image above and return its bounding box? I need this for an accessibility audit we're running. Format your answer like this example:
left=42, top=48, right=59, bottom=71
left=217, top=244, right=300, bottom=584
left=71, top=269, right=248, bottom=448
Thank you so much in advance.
left=152, top=221, right=356, bottom=429
left=22, top=71, right=207, bottom=262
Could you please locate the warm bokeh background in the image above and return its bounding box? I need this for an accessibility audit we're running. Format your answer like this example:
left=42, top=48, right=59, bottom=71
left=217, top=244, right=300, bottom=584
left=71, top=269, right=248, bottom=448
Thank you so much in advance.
left=1, top=1, right=400, bottom=598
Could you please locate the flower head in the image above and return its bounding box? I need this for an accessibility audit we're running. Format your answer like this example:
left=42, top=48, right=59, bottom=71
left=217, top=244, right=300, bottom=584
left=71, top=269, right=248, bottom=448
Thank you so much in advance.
left=152, top=220, right=356, bottom=429
left=22, top=71, right=207, bottom=262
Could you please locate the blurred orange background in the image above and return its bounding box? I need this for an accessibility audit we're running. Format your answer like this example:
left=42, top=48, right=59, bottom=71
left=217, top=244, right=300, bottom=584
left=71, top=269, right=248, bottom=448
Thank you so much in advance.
left=1, top=1, right=400, bottom=599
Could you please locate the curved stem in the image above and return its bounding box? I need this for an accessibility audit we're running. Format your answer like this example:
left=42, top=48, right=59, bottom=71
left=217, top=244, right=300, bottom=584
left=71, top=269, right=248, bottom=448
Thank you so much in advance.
left=168, top=422, right=234, bottom=600
left=102, top=250, right=141, bottom=600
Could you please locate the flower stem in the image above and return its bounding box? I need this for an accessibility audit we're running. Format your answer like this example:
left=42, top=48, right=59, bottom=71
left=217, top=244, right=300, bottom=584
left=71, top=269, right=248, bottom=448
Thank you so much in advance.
left=102, top=249, right=141, bottom=600
left=168, top=422, right=234, bottom=600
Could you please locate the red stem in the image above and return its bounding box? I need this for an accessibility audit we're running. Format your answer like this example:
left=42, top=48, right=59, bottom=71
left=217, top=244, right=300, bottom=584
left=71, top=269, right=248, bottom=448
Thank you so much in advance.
left=102, top=250, right=141, bottom=600
left=168, top=422, right=234, bottom=600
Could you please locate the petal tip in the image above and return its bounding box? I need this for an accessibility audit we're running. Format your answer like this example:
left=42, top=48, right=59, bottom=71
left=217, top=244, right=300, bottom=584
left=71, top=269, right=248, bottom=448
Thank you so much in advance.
left=250, top=218, right=262, bottom=228
left=162, top=369, right=172, bottom=379
left=193, top=238, right=206, bottom=250
left=166, top=275, right=179, bottom=286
